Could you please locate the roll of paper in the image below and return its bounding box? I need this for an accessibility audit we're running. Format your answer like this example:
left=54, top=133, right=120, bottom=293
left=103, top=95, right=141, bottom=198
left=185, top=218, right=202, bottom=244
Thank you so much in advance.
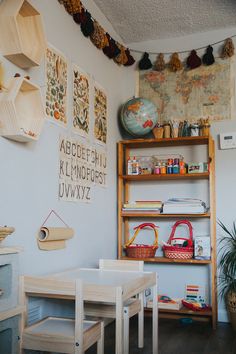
left=37, top=227, right=74, bottom=250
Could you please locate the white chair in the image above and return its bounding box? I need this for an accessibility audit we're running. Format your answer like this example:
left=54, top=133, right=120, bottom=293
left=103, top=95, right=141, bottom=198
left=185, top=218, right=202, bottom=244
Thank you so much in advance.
left=84, top=259, right=144, bottom=354
left=19, top=276, right=104, bottom=354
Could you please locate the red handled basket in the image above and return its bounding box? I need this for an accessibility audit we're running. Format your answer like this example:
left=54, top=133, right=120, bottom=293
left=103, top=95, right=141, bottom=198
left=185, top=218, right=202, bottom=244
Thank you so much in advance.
left=162, top=220, right=194, bottom=259
left=124, top=223, right=159, bottom=258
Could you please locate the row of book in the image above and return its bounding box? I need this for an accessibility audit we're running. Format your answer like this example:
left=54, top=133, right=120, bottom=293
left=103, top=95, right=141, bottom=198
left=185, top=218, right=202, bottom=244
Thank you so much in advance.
left=122, top=198, right=207, bottom=214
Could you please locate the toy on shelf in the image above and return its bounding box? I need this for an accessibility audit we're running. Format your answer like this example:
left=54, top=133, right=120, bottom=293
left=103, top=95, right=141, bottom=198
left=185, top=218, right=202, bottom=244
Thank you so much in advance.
left=0, top=0, right=46, bottom=69
left=0, top=76, right=45, bottom=142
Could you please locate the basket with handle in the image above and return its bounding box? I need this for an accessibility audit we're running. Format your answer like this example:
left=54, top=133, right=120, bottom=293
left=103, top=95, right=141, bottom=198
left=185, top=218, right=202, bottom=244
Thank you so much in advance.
left=162, top=220, right=194, bottom=259
left=124, top=223, right=158, bottom=258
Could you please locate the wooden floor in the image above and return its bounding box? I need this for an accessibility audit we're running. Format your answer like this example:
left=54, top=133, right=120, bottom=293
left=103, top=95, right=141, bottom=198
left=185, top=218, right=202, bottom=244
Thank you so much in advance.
left=87, top=317, right=236, bottom=354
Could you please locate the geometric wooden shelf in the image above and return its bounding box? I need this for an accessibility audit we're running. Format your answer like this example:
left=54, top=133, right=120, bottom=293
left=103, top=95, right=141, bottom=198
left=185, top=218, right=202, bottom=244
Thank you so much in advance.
left=0, top=0, right=46, bottom=69
left=0, top=77, right=45, bottom=142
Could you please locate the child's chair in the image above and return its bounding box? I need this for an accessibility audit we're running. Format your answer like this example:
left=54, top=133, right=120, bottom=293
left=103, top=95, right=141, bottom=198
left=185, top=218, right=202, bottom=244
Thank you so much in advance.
left=19, top=276, right=104, bottom=354
left=84, top=259, right=144, bottom=354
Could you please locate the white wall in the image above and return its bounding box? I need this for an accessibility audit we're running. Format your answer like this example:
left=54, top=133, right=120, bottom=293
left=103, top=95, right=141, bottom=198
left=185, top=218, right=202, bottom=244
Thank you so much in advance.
left=124, top=28, right=236, bottom=322
left=0, top=0, right=128, bottom=275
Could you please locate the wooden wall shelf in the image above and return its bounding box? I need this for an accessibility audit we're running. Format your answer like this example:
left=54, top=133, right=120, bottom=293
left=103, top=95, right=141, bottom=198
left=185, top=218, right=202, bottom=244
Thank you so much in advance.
left=0, top=77, right=45, bottom=142
left=0, top=0, right=46, bottom=68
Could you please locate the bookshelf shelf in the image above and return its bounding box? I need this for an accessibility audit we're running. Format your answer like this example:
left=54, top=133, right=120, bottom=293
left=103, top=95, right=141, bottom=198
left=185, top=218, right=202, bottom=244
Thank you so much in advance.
left=145, top=306, right=212, bottom=322
left=117, top=136, right=217, bottom=328
left=121, top=172, right=209, bottom=181
left=121, top=212, right=211, bottom=218
left=120, top=256, right=211, bottom=264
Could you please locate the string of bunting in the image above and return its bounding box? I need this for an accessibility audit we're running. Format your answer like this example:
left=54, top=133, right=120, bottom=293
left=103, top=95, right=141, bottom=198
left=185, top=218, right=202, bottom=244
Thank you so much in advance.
left=58, top=0, right=235, bottom=71
left=58, top=0, right=135, bottom=66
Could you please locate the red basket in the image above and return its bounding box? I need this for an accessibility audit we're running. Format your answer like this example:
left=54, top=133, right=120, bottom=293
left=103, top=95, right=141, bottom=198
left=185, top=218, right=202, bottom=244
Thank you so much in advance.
left=162, top=220, right=193, bottom=259
left=124, top=223, right=159, bottom=258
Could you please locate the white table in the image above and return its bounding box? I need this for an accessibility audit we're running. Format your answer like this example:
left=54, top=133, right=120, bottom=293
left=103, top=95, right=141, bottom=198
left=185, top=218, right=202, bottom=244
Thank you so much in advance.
left=24, top=267, right=158, bottom=354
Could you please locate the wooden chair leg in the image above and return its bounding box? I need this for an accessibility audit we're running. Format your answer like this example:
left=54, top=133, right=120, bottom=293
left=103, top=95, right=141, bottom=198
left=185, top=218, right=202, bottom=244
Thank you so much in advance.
left=97, top=321, right=104, bottom=354
left=138, top=291, right=144, bottom=348
left=123, top=308, right=129, bottom=354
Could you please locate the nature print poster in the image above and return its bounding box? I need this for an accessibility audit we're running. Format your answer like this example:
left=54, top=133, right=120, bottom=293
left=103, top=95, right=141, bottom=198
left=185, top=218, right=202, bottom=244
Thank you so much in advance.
left=94, top=84, right=107, bottom=144
left=45, top=45, right=68, bottom=126
left=72, top=65, right=90, bottom=136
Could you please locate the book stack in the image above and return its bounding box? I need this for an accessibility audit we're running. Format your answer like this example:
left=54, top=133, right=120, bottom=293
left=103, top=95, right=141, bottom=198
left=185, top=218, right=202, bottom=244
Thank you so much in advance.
left=122, top=200, right=163, bottom=214
left=147, top=295, right=183, bottom=310
left=162, top=198, right=207, bottom=214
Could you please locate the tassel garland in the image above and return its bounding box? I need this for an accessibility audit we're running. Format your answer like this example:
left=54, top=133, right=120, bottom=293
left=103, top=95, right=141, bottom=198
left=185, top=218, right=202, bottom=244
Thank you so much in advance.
left=58, top=1, right=235, bottom=69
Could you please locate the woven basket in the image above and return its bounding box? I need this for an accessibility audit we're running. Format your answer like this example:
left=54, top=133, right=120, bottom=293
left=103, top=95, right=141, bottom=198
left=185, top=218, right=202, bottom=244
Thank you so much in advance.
left=162, top=220, right=193, bottom=259
left=0, top=226, right=15, bottom=241
left=124, top=223, right=158, bottom=258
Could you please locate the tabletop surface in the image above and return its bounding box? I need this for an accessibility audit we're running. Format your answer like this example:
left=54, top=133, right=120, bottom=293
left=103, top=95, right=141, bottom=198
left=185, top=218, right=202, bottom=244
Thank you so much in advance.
left=48, top=267, right=154, bottom=287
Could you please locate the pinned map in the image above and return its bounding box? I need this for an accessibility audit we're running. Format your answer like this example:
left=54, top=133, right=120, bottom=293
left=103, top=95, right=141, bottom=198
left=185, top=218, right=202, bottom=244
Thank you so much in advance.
left=139, top=58, right=235, bottom=123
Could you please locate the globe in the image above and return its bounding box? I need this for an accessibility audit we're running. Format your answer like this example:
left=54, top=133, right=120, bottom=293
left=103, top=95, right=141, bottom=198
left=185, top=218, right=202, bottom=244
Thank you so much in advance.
left=120, top=97, right=158, bottom=137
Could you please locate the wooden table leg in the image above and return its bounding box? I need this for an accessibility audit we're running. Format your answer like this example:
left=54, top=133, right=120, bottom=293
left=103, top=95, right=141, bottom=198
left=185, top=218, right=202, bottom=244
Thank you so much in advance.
left=115, top=287, right=123, bottom=354
left=152, top=275, right=158, bottom=354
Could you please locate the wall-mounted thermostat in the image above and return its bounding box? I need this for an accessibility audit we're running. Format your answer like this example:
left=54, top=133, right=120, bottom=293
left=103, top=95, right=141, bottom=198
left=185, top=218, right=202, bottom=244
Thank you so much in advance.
left=219, top=132, right=236, bottom=150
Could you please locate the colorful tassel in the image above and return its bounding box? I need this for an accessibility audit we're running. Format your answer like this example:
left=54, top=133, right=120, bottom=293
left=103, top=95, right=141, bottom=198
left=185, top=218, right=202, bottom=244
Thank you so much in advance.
left=168, top=52, right=183, bottom=72
left=186, top=50, right=201, bottom=69
left=80, top=11, right=94, bottom=37
left=103, top=35, right=121, bottom=59
left=139, top=52, right=152, bottom=70
left=90, top=21, right=108, bottom=49
left=221, top=38, right=235, bottom=59
left=59, top=0, right=82, bottom=15
left=114, top=44, right=128, bottom=65
left=73, top=7, right=85, bottom=24
left=153, top=53, right=165, bottom=71
left=202, top=46, right=215, bottom=65
left=124, top=49, right=135, bottom=66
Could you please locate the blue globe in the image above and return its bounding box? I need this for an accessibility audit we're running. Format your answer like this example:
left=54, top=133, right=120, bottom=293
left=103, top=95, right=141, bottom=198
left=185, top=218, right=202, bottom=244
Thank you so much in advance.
left=120, top=97, right=158, bottom=137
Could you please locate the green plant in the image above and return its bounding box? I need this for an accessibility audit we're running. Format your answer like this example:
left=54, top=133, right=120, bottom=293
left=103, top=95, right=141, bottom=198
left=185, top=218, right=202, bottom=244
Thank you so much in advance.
left=218, top=220, right=236, bottom=298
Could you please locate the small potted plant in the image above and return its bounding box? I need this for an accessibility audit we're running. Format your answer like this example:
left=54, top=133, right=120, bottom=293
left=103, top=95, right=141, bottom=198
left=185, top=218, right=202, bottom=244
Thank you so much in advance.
left=218, top=220, right=236, bottom=330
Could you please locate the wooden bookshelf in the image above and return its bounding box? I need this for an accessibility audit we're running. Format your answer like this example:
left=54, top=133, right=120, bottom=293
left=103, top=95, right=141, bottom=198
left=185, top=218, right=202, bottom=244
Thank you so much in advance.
left=117, top=136, right=217, bottom=328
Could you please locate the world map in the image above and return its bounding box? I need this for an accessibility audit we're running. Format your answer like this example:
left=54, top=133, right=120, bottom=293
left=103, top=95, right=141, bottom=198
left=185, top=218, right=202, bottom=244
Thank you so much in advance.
left=139, top=58, right=234, bottom=123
